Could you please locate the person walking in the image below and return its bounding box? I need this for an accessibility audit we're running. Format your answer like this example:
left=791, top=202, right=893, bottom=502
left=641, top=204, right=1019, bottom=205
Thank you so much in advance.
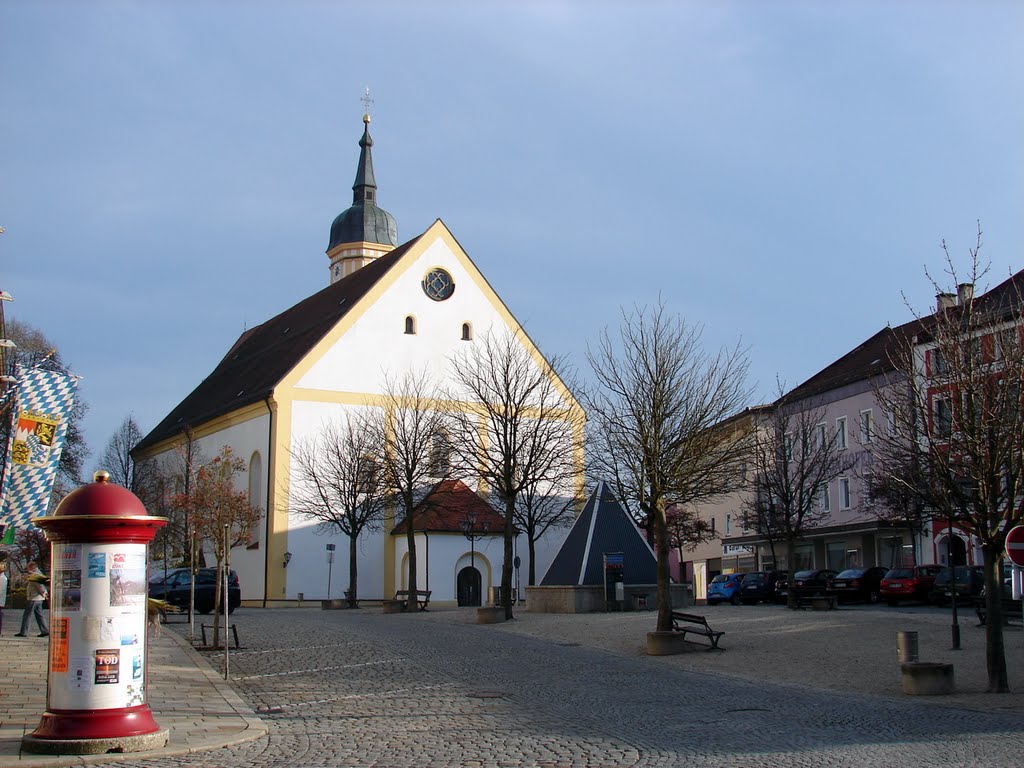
left=0, top=559, right=8, bottom=636
left=15, top=561, right=49, bottom=637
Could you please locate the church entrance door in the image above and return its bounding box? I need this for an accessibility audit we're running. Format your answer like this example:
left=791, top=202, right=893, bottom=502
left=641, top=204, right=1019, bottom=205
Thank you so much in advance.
left=457, top=566, right=482, bottom=607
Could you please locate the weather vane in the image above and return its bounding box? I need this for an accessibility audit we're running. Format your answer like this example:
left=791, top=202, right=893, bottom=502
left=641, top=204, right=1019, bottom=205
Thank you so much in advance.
left=361, top=87, right=374, bottom=120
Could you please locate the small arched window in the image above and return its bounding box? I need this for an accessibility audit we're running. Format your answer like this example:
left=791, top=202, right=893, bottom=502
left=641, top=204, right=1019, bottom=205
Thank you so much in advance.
left=404, top=316, right=416, bottom=335
left=461, top=322, right=473, bottom=341
left=247, top=451, right=263, bottom=549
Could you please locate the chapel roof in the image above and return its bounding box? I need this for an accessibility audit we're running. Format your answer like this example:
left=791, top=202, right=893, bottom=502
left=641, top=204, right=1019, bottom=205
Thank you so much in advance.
left=134, top=234, right=421, bottom=453
left=390, top=479, right=509, bottom=535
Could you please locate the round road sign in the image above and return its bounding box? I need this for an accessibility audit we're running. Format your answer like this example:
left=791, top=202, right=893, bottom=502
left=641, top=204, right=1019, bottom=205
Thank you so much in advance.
left=1005, top=525, right=1024, bottom=567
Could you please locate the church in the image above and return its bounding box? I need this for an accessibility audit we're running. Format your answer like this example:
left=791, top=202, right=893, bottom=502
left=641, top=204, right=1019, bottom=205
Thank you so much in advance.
left=134, top=112, right=583, bottom=607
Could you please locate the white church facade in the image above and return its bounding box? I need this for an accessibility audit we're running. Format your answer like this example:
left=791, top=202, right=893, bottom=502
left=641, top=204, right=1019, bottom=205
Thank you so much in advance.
left=134, top=115, right=583, bottom=607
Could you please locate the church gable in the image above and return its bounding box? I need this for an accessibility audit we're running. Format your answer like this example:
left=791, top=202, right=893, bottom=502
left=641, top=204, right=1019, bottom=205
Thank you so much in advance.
left=287, top=220, right=573, bottom=408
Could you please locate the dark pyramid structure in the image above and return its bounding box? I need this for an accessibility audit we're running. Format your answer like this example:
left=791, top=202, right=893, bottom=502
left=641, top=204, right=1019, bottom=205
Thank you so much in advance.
left=540, top=481, right=658, bottom=586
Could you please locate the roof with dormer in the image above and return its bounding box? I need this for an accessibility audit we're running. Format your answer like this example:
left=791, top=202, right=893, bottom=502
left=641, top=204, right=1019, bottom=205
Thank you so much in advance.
left=134, top=233, right=421, bottom=453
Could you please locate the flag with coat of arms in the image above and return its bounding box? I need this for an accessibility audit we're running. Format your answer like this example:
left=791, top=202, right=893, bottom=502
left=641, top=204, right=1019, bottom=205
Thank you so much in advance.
left=0, top=364, right=80, bottom=531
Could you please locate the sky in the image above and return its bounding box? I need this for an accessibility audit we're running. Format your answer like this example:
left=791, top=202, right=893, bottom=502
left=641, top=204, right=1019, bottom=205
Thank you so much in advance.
left=1, top=0, right=1023, bottom=473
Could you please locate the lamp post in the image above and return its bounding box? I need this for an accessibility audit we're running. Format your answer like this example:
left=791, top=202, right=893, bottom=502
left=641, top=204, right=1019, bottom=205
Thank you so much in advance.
left=948, top=507, right=961, bottom=650
left=459, top=512, right=489, bottom=569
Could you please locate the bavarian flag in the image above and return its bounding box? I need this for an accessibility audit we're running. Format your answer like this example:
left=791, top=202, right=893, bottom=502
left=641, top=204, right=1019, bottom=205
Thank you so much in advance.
left=0, top=365, right=79, bottom=530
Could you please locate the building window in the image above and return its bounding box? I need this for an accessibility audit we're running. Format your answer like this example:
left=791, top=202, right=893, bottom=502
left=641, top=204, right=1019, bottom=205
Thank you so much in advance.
left=710, top=517, right=716, bottom=534
left=860, top=409, right=874, bottom=444
left=838, top=478, right=851, bottom=509
left=933, top=396, right=952, bottom=437
left=461, top=322, right=473, bottom=341
left=784, top=433, right=794, bottom=462
left=819, top=483, right=830, bottom=512
left=725, top=514, right=732, bottom=535
left=816, top=423, right=827, bottom=449
left=404, top=315, right=416, bottom=335
left=863, top=474, right=875, bottom=507
left=836, top=417, right=847, bottom=450
left=428, top=432, right=451, bottom=476
left=931, top=348, right=947, bottom=375
left=247, top=452, right=263, bottom=549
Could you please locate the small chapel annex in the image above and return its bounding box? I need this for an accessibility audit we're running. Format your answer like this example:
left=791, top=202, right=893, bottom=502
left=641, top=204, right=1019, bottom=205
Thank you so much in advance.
left=134, top=113, right=583, bottom=607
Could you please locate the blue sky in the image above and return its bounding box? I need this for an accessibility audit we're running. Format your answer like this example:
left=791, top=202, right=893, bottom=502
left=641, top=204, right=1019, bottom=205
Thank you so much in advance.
left=2, top=1, right=1022, bottom=470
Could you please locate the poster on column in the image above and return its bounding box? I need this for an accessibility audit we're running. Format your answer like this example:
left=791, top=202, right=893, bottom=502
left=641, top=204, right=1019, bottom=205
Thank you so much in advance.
left=47, top=542, right=149, bottom=711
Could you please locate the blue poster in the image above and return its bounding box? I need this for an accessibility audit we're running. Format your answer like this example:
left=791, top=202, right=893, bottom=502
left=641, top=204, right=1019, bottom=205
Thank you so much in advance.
left=88, top=552, right=106, bottom=578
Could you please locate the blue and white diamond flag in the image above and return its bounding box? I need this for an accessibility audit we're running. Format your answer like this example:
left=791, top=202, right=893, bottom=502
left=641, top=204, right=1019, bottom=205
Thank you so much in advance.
left=1, top=365, right=80, bottom=529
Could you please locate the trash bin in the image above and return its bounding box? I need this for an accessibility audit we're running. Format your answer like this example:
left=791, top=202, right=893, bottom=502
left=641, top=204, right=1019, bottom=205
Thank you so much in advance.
left=896, top=631, right=919, bottom=663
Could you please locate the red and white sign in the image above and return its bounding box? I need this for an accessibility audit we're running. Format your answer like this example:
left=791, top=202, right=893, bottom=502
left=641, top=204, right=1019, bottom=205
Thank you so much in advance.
left=1005, top=525, right=1024, bottom=568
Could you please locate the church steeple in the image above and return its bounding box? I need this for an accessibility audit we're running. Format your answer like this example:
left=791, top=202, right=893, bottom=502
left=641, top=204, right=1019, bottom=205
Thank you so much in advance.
left=326, top=108, right=399, bottom=284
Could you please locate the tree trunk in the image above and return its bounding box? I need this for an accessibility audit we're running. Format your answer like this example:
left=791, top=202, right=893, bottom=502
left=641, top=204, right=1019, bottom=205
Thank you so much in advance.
left=982, top=544, right=1009, bottom=692
left=653, top=499, right=672, bottom=632
left=528, top=536, right=537, bottom=586
left=503, top=497, right=515, bottom=620
left=212, top=559, right=223, bottom=650
left=405, top=496, right=418, bottom=612
left=348, top=535, right=358, bottom=608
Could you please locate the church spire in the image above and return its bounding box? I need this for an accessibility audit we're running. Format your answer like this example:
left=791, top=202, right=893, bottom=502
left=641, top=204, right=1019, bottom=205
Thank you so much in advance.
left=326, top=96, right=399, bottom=285
left=351, top=115, right=378, bottom=205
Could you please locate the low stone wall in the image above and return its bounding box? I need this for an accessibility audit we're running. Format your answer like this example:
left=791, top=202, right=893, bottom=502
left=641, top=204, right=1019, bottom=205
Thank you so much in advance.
left=526, top=585, right=689, bottom=614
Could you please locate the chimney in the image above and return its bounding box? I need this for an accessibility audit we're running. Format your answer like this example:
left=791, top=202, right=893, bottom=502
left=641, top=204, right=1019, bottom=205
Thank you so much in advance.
left=936, top=293, right=956, bottom=313
left=957, top=283, right=974, bottom=305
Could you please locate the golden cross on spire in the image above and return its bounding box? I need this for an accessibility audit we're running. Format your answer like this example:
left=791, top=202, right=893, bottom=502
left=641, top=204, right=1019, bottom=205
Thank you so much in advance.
left=361, top=87, right=374, bottom=122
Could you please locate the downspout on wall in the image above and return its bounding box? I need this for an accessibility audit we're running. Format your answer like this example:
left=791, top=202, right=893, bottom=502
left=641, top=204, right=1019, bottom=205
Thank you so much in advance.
left=262, top=396, right=273, bottom=608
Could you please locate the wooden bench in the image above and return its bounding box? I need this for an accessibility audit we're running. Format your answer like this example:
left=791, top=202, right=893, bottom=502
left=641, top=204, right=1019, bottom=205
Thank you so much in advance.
left=394, top=589, right=431, bottom=611
left=795, top=595, right=838, bottom=611
left=974, top=596, right=1023, bottom=627
left=670, top=611, right=725, bottom=650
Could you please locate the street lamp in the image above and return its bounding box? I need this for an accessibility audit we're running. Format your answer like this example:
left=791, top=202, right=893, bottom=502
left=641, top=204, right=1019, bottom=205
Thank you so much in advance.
left=459, top=512, right=490, bottom=569
left=947, top=506, right=961, bottom=650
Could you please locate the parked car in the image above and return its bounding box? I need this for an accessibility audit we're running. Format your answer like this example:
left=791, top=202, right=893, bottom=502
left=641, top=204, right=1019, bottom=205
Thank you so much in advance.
left=790, top=569, right=838, bottom=600
left=739, top=570, right=787, bottom=604
left=880, top=564, right=943, bottom=605
left=149, top=567, right=241, bottom=614
left=930, top=565, right=984, bottom=606
left=774, top=574, right=791, bottom=604
left=827, top=567, right=889, bottom=604
left=706, top=573, right=746, bottom=605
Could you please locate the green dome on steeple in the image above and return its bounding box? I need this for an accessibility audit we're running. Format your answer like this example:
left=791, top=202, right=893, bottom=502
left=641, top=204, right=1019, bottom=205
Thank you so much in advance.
left=328, top=115, right=398, bottom=250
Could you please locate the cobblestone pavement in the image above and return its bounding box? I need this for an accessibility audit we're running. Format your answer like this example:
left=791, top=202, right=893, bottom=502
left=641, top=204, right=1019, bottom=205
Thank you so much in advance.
left=76, top=606, right=1023, bottom=768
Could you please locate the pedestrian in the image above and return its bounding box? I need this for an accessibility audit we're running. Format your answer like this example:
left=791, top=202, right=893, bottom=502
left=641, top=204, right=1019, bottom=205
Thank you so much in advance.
left=0, top=558, right=8, bottom=636
left=15, top=561, right=49, bottom=637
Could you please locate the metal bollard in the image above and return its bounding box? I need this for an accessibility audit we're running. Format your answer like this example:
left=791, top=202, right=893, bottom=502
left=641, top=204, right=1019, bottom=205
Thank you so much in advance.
left=896, top=630, right=919, bottom=663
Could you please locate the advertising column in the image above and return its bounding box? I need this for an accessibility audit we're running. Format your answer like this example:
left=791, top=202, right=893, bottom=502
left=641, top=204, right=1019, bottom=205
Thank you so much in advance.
left=23, top=471, right=167, bottom=756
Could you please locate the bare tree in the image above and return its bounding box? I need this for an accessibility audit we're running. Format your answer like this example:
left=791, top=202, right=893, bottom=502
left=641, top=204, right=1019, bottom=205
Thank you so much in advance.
left=738, top=398, right=856, bottom=608
left=290, top=413, right=388, bottom=606
left=371, top=371, right=450, bottom=612
left=515, top=470, right=583, bottom=587
left=875, top=228, right=1024, bottom=692
left=447, top=329, right=583, bottom=620
left=98, top=415, right=146, bottom=492
left=585, top=302, right=753, bottom=633
left=136, top=426, right=203, bottom=570
left=665, top=503, right=715, bottom=581
left=173, top=445, right=261, bottom=648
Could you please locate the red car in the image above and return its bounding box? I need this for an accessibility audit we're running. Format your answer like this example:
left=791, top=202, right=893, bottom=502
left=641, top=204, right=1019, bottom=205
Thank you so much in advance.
left=880, top=564, right=943, bottom=605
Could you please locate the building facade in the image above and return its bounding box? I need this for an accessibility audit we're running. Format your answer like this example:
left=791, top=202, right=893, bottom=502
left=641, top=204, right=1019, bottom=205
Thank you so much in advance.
left=134, top=115, right=583, bottom=607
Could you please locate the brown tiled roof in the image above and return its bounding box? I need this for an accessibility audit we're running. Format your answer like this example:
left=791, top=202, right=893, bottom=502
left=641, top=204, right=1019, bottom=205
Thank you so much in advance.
left=391, top=479, right=509, bottom=534
left=135, top=236, right=421, bottom=453
left=782, top=268, right=1024, bottom=403
left=781, top=318, right=925, bottom=403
